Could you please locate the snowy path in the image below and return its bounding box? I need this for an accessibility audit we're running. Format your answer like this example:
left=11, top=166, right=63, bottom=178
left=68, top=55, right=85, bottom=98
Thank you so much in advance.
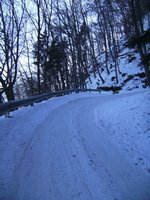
left=0, top=92, right=150, bottom=200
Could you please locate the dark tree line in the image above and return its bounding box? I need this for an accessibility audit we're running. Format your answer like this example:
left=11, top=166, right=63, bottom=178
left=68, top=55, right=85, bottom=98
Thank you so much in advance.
left=0, top=0, right=150, bottom=101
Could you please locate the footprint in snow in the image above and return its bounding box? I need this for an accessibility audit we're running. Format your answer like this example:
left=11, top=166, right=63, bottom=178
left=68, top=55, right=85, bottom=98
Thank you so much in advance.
left=89, top=159, right=94, bottom=166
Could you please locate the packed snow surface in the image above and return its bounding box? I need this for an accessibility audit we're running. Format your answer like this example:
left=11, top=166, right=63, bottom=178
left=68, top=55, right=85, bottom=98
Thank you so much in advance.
left=0, top=90, right=150, bottom=200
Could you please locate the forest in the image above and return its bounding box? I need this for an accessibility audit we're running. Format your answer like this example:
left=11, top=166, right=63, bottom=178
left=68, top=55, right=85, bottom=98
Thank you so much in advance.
left=0, top=0, right=150, bottom=101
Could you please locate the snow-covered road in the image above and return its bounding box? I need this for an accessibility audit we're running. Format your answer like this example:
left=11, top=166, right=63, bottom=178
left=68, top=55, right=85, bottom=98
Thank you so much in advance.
left=0, top=91, right=150, bottom=200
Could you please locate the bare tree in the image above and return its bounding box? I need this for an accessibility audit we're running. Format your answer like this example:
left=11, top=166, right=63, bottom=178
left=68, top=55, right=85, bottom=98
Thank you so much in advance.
left=0, top=0, right=26, bottom=101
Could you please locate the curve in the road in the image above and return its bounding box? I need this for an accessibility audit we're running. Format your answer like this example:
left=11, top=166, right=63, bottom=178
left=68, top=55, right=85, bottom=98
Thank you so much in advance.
left=5, top=96, right=150, bottom=200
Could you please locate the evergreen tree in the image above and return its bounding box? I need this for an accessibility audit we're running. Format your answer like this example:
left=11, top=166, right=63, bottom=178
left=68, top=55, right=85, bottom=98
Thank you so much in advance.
left=44, top=37, right=68, bottom=91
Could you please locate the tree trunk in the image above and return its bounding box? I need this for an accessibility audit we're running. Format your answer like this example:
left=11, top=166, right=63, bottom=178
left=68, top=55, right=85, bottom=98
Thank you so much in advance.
left=5, top=85, right=15, bottom=101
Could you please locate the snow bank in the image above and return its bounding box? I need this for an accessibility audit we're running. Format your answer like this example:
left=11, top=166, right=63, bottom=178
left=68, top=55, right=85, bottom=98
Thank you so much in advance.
left=95, top=89, right=150, bottom=173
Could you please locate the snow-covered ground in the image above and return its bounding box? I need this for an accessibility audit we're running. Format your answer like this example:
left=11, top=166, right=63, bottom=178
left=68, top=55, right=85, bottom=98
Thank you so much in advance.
left=87, top=47, right=146, bottom=92
left=0, top=89, right=150, bottom=200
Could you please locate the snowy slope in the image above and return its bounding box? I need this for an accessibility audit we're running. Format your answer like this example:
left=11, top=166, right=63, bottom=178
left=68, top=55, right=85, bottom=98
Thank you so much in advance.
left=0, top=90, right=150, bottom=200
left=87, top=16, right=150, bottom=92
left=87, top=47, right=146, bottom=92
